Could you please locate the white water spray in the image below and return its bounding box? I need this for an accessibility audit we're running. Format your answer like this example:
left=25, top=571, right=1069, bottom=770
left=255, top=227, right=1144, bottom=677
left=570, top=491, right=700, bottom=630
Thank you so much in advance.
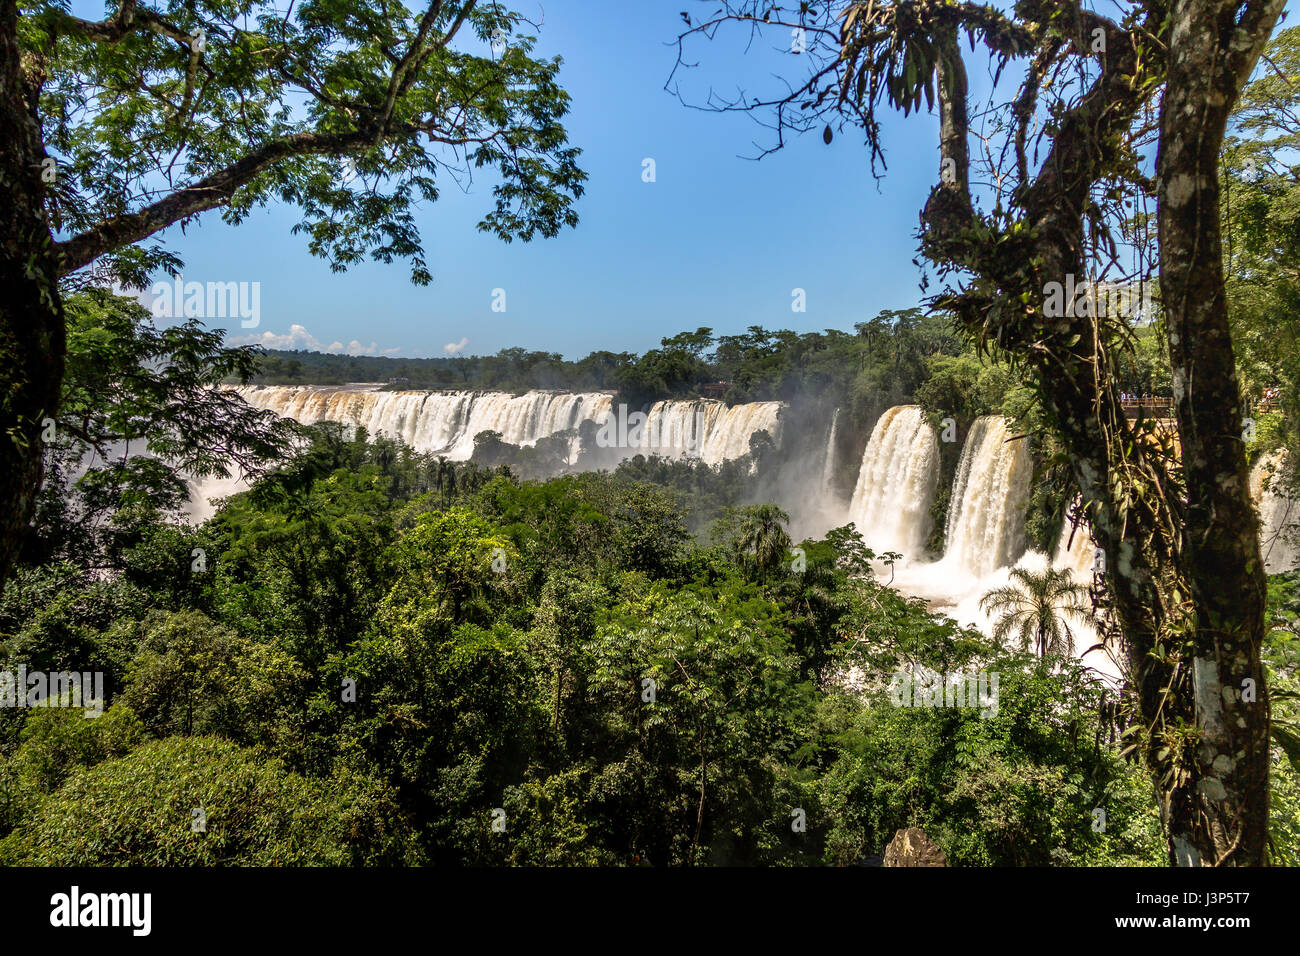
left=1052, top=497, right=1096, bottom=578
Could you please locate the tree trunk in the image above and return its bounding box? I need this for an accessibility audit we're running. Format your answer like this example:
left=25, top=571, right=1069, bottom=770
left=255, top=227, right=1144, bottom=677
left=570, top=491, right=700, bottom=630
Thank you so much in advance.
left=0, top=1, right=65, bottom=593
left=1154, top=0, right=1283, bottom=866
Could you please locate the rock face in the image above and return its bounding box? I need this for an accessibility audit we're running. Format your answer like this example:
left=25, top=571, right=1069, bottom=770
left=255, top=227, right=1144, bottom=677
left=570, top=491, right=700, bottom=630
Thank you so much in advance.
left=883, top=828, right=948, bottom=867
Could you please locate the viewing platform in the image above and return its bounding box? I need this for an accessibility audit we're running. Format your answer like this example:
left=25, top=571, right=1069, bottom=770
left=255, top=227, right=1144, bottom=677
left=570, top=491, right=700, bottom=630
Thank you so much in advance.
left=1120, top=396, right=1171, bottom=420
left=1120, top=396, right=1280, bottom=422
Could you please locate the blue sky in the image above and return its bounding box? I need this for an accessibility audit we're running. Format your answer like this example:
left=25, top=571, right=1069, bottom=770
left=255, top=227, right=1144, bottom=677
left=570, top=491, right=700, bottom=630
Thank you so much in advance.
left=119, top=1, right=957, bottom=359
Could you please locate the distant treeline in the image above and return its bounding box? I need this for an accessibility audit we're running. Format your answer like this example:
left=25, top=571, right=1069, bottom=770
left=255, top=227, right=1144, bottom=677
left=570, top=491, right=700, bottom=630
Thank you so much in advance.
left=248, top=309, right=975, bottom=412
left=243, top=309, right=1172, bottom=418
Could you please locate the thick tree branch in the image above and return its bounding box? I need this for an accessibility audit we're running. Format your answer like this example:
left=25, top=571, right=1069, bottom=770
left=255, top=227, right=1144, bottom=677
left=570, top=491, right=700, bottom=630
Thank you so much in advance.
left=53, top=128, right=372, bottom=275
left=48, top=1, right=198, bottom=49
left=1228, top=0, right=1288, bottom=88
left=376, top=0, right=453, bottom=140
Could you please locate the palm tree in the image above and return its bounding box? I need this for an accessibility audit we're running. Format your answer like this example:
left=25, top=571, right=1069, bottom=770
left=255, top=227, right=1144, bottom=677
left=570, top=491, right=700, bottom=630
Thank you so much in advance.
left=979, top=566, right=1096, bottom=658
left=737, top=504, right=792, bottom=582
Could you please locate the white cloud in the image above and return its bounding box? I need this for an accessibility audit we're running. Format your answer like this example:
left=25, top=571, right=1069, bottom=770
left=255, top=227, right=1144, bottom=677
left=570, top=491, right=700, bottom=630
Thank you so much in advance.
left=229, top=325, right=400, bottom=356
left=444, top=337, right=469, bottom=355
left=229, top=323, right=323, bottom=350
left=341, top=339, right=401, bottom=357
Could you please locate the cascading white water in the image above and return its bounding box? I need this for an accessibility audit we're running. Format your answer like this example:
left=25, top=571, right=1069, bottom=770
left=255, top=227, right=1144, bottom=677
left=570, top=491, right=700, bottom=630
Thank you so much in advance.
left=820, top=408, right=841, bottom=495
left=838, top=414, right=1106, bottom=680
left=698, top=401, right=783, bottom=466
left=232, top=385, right=779, bottom=466
left=845, top=406, right=940, bottom=558
left=1251, top=451, right=1299, bottom=574
left=943, top=415, right=1033, bottom=577
left=233, top=385, right=613, bottom=461
left=1053, top=497, right=1096, bottom=578
left=626, top=399, right=720, bottom=460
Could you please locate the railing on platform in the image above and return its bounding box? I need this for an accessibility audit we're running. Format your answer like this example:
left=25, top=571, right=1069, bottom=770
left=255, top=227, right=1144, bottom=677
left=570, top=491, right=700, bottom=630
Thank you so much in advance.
left=1120, top=397, right=1172, bottom=419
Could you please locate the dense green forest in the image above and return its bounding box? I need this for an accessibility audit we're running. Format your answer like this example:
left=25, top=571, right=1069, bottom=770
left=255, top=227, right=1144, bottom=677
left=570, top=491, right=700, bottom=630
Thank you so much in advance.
left=0, top=415, right=1180, bottom=866
left=3, top=278, right=1299, bottom=865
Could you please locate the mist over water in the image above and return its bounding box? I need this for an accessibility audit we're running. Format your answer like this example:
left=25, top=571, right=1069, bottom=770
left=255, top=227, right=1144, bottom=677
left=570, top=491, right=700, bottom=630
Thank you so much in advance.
left=184, top=471, right=254, bottom=524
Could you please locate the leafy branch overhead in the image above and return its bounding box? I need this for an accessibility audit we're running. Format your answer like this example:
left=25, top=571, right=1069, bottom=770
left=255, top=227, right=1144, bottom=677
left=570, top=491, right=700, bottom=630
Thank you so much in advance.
left=27, top=0, right=587, bottom=285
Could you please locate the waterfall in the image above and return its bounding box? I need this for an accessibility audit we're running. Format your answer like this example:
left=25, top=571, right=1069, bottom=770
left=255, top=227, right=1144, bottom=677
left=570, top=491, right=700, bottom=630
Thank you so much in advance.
left=943, top=416, right=1033, bottom=577
left=1052, top=497, right=1096, bottom=578
left=820, top=409, right=841, bottom=495
left=635, top=399, right=725, bottom=460
left=1251, top=451, right=1299, bottom=574
left=697, top=401, right=782, bottom=466
left=845, top=406, right=940, bottom=558
left=232, top=385, right=779, bottom=466
left=233, top=385, right=612, bottom=460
